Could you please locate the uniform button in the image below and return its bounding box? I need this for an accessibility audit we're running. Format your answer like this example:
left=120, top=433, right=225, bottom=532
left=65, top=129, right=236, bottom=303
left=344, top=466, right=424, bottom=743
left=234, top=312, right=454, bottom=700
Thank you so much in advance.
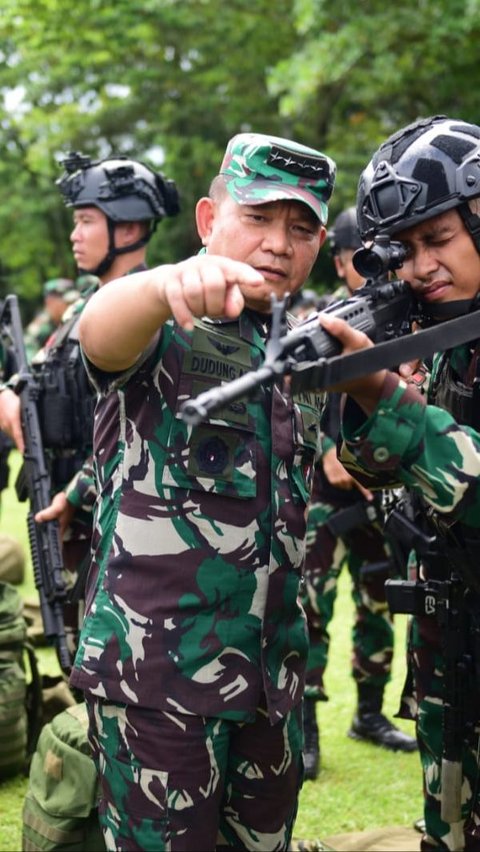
left=373, top=447, right=390, bottom=462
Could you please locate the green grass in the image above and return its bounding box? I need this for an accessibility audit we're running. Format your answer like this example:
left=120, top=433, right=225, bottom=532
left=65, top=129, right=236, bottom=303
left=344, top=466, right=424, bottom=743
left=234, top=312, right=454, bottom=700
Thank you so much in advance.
left=293, top=590, right=422, bottom=844
left=0, top=451, right=423, bottom=850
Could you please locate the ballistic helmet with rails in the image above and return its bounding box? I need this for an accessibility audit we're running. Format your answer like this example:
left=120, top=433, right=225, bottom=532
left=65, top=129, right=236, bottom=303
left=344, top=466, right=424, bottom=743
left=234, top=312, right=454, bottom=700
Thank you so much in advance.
left=357, top=115, right=480, bottom=252
left=57, top=151, right=180, bottom=275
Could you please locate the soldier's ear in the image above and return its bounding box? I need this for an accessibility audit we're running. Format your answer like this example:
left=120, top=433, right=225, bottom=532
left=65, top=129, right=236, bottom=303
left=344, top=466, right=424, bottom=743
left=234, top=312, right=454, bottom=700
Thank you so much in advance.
left=114, top=220, right=144, bottom=248
left=195, top=197, right=215, bottom=246
left=333, top=253, right=346, bottom=280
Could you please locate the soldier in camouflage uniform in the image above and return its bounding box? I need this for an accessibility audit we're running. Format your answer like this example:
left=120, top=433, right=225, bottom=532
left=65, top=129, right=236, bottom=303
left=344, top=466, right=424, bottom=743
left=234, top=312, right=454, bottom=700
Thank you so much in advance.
left=320, top=115, right=480, bottom=850
left=72, top=132, right=336, bottom=851
left=301, top=208, right=417, bottom=780
left=23, top=277, right=78, bottom=362
left=0, top=154, right=179, bottom=664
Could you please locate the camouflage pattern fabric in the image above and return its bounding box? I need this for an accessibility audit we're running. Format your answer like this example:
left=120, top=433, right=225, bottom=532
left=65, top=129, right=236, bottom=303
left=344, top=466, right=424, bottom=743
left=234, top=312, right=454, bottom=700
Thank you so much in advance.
left=403, top=615, right=480, bottom=851
left=23, top=309, right=56, bottom=363
left=71, top=307, right=324, bottom=848
left=65, top=455, right=97, bottom=513
left=71, top=309, right=324, bottom=723
left=340, top=342, right=480, bottom=850
left=340, top=363, right=480, bottom=524
left=302, top=472, right=394, bottom=701
left=219, top=133, right=336, bottom=225
left=86, top=696, right=303, bottom=851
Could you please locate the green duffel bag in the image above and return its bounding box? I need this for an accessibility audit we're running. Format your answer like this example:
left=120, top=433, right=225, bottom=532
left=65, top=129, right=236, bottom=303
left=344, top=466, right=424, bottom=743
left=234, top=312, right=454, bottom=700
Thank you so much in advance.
left=22, top=702, right=106, bottom=852
left=0, top=581, right=42, bottom=779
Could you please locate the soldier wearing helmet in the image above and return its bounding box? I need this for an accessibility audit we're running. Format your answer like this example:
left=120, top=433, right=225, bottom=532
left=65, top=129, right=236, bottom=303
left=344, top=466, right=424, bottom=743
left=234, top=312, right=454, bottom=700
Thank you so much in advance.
left=57, top=152, right=180, bottom=280
left=321, top=116, right=480, bottom=850
left=0, top=152, right=180, bottom=666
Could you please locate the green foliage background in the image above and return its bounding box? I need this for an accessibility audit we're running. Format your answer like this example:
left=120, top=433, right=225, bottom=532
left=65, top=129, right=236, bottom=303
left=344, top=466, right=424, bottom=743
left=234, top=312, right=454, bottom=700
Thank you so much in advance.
left=1, top=0, right=480, bottom=316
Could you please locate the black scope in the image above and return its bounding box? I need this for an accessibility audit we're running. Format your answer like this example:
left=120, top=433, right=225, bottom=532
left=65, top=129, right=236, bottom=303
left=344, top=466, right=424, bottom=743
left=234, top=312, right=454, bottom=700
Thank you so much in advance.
left=352, top=234, right=407, bottom=279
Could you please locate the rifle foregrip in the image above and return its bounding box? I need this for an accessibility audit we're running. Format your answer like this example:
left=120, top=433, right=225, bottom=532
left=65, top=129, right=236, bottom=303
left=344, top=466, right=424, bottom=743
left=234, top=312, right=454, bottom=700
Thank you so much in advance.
left=27, top=513, right=71, bottom=672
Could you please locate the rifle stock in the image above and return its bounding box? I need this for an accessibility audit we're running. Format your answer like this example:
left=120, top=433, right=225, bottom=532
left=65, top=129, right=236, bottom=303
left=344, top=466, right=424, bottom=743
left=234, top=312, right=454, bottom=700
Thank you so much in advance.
left=0, top=295, right=71, bottom=672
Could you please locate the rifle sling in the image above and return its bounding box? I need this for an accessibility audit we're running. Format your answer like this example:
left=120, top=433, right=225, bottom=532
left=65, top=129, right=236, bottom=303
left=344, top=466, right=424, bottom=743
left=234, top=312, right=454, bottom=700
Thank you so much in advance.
left=290, top=310, right=480, bottom=393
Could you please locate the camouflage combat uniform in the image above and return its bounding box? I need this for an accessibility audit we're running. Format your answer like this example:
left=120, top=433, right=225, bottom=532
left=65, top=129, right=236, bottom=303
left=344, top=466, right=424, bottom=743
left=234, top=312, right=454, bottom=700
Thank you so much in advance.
left=71, top=310, right=324, bottom=851
left=340, top=350, right=480, bottom=851
left=23, top=309, right=56, bottom=363
left=302, top=390, right=394, bottom=702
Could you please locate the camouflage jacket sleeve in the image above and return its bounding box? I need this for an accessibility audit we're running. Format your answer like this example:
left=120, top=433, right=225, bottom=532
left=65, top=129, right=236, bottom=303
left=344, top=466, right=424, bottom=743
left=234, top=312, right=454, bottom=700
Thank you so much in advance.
left=339, top=372, right=480, bottom=527
left=319, top=391, right=341, bottom=457
left=65, top=455, right=97, bottom=512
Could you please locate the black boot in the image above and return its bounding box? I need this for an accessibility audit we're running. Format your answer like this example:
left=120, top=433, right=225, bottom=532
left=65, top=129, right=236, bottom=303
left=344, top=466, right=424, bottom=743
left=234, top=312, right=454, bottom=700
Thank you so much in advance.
left=348, top=683, right=417, bottom=753
left=303, top=697, right=320, bottom=780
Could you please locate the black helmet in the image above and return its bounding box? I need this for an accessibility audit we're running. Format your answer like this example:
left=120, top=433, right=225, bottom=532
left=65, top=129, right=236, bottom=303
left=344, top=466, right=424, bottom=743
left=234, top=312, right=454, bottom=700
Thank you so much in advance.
left=357, top=115, right=480, bottom=250
left=57, top=151, right=180, bottom=276
left=57, top=151, right=180, bottom=222
left=327, top=206, right=363, bottom=254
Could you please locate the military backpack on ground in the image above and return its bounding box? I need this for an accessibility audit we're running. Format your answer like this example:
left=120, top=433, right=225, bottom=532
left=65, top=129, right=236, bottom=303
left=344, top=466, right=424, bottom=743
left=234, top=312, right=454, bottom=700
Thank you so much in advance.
left=22, top=702, right=105, bottom=851
left=0, top=580, right=42, bottom=779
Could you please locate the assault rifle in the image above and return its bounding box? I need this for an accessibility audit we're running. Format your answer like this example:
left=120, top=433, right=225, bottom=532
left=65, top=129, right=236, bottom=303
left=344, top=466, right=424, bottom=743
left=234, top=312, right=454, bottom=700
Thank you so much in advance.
left=180, top=235, right=480, bottom=425
left=0, top=295, right=71, bottom=672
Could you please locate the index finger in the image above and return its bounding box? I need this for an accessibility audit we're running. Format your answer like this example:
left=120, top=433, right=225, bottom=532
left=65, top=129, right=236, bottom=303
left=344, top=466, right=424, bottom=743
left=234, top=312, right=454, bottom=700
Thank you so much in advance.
left=165, top=256, right=263, bottom=330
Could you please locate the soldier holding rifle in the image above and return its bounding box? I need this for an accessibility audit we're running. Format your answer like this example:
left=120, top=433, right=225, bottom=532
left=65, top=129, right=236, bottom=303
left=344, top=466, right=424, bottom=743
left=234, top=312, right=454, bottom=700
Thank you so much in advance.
left=319, top=115, right=480, bottom=852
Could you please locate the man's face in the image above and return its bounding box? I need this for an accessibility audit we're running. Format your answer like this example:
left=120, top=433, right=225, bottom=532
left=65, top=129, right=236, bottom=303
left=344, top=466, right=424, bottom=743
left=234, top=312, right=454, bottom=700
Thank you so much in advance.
left=396, top=208, right=480, bottom=304
left=334, top=248, right=365, bottom=293
left=200, top=194, right=325, bottom=313
left=70, top=207, right=109, bottom=272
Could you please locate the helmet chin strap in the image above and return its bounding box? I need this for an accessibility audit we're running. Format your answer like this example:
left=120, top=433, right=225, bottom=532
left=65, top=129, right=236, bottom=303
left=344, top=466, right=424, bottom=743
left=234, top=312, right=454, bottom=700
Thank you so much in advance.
left=77, top=218, right=155, bottom=278
left=458, top=202, right=480, bottom=254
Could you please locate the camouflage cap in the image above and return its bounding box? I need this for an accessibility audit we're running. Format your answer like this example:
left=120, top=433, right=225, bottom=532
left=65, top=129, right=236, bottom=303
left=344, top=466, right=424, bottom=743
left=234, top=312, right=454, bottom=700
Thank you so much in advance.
left=43, top=277, right=75, bottom=296
left=219, top=133, right=336, bottom=224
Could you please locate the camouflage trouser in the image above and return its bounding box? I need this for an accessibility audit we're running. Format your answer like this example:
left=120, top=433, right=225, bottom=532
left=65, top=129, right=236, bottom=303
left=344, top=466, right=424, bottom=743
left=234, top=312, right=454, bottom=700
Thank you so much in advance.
left=85, top=695, right=304, bottom=851
left=301, top=499, right=394, bottom=700
left=402, top=615, right=480, bottom=851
